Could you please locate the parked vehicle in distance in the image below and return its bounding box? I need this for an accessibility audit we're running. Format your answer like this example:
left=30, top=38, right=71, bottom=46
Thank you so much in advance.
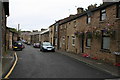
left=33, top=43, right=40, bottom=48
left=40, top=42, right=55, bottom=52
left=22, top=40, right=27, bottom=44
left=27, top=42, right=31, bottom=45
left=13, top=41, right=24, bottom=51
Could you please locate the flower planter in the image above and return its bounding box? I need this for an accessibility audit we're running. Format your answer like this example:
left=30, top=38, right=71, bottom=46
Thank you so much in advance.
left=91, top=57, right=98, bottom=60
left=114, top=63, right=120, bottom=66
left=74, top=31, right=84, bottom=38
left=93, top=30, right=101, bottom=39
left=86, top=32, right=92, bottom=38
left=82, top=53, right=90, bottom=58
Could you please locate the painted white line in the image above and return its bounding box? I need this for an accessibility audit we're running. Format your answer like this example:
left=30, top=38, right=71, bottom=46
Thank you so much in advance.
left=4, top=52, right=18, bottom=79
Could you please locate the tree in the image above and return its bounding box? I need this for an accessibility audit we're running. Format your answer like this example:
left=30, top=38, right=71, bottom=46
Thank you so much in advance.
left=9, top=27, right=18, bottom=33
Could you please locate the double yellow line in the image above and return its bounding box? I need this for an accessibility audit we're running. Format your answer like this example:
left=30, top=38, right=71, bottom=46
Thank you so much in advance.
left=4, top=52, right=18, bottom=79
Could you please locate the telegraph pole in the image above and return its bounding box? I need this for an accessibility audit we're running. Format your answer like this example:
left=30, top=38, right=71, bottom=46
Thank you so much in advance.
left=18, top=24, right=20, bottom=33
left=17, top=24, right=20, bottom=41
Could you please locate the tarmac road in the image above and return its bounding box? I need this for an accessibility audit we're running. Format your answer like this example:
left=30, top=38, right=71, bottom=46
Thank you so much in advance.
left=9, top=44, right=116, bottom=78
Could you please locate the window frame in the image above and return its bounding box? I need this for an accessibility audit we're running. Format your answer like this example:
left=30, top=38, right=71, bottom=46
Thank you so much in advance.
left=72, top=36, right=75, bottom=46
left=86, top=38, right=91, bottom=47
left=86, top=15, right=91, bottom=24
left=100, top=9, right=106, bottom=21
left=55, top=38, right=57, bottom=46
left=74, top=20, right=77, bottom=27
left=101, top=31, right=110, bottom=50
left=117, top=3, right=120, bottom=18
left=55, top=25, right=58, bottom=31
left=62, top=36, right=65, bottom=45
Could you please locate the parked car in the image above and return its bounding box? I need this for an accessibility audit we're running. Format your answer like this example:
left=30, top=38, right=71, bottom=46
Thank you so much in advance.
left=22, top=40, right=27, bottom=44
left=27, top=42, right=31, bottom=45
left=13, top=41, right=24, bottom=51
left=40, top=42, right=55, bottom=52
left=33, top=43, right=40, bottom=48
left=22, top=44, right=25, bottom=49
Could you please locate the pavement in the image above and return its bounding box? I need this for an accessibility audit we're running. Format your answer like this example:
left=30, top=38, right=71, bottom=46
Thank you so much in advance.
left=56, top=50, right=120, bottom=77
left=2, top=50, right=15, bottom=79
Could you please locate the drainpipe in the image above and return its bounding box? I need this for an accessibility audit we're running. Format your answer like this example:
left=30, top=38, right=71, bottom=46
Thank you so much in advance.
left=117, top=29, right=120, bottom=52
left=116, top=23, right=120, bottom=75
left=0, top=0, right=2, bottom=79
left=56, top=23, right=59, bottom=50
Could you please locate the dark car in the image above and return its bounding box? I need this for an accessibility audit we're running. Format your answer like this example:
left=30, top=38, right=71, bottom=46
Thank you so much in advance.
left=33, top=43, right=40, bottom=48
left=40, top=42, right=55, bottom=52
left=13, top=41, right=24, bottom=51
left=22, top=44, right=25, bottom=49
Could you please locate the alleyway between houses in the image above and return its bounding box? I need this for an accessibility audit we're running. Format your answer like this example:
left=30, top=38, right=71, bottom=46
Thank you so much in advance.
left=9, top=44, right=116, bottom=78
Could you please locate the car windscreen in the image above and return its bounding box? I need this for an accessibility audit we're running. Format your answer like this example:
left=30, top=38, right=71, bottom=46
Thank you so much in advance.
left=14, top=42, right=22, bottom=46
left=18, top=43, right=22, bottom=45
left=36, top=43, right=40, bottom=45
left=43, top=43, right=51, bottom=46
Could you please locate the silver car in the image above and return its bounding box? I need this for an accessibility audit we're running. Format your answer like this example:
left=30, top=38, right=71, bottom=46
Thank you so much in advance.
left=40, top=42, right=55, bottom=52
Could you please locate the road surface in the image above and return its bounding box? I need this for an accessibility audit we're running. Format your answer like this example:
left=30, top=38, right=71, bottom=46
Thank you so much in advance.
left=9, top=44, right=116, bottom=78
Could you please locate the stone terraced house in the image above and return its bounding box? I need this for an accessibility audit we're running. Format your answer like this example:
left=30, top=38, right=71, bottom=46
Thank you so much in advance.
left=52, top=2, right=120, bottom=65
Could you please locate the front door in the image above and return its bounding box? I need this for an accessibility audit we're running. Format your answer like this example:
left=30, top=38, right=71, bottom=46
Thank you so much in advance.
left=67, top=36, right=69, bottom=51
left=80, top=33, right=84, bottom=53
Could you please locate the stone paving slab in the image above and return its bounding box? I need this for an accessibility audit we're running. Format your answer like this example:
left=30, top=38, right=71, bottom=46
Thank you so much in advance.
left=2, top=50, right=15, bottom=78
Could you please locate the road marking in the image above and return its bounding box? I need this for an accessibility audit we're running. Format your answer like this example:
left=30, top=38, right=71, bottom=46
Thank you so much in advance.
left=4, top=52, right=18, bottom=79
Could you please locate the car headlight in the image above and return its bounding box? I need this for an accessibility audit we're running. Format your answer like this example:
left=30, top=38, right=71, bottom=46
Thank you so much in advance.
left=43, top=47, right=47, bottom=49
left=14, top=47, right=18, bottom=48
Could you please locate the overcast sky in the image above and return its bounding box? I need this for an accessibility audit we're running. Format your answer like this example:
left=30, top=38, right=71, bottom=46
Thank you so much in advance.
left=7, top=0, right=103, bottom=31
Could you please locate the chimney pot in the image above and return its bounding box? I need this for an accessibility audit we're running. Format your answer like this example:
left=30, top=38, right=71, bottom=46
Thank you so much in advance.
left=77, top=7, right=83, bottom=14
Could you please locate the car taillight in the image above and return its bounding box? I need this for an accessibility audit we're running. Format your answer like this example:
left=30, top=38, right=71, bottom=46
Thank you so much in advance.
left=19, top=46, right=22, bottom=48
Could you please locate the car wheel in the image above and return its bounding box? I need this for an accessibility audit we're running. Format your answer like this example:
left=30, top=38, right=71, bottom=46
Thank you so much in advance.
left=42, top=49, right=45, bottom=52
left=40, top=49, right=42, bottom=51
left=53, top=50, right=55, bottom=52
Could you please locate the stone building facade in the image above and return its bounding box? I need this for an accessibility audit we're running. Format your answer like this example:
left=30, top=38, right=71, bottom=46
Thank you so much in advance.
left=6, top=27, right=18, bottom=50
left=49, top=24, right=55, bottom=46
left=57, top=2, right=120, bottom=64
left=40, top=29, right=49, bottom=43
left=0, top=1, right=9, bottom=54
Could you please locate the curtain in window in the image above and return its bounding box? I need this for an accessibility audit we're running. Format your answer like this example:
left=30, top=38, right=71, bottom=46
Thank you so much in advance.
left=103, top=37, right=110, bottom=49
left=87, top=38, right=91, bottom=47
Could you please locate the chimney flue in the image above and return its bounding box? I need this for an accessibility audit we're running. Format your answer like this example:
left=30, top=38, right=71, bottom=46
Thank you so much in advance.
left=77, top=7, right=84, bottom=14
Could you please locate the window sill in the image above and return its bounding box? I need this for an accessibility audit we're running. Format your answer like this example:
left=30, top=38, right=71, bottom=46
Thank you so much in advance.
left=73, top=27, right=76, bottom=28
left=112, top=52, right=120, bottom=55
left=115, top=18, right=120, bottom=20
left=86, top=47, right=91, bottom=49
left=86, top=23, right=91, bottom=27
left=99, top=20, right=106, bottom=23
left=100, top=49, right=111, bottom=53
left=86, top=23, right=91, bottom=25
left=72, top=44, right=75, bottom=47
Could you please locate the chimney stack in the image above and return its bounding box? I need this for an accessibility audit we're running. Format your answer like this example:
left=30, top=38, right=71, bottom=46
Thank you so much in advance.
left=77, top=7, right=83, bottom=14
left=41, top=29, right=47, bottom=31
left=103, top=0, right=112, bottom=4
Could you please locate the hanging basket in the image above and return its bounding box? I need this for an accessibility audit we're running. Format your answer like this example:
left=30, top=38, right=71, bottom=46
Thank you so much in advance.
left=102, top=29, right=116, bottom=39
left=86, top=32, right=93, bottom=38
left=93, top=30, right=101, bottom=39
left=74, top=31, right=84, bottom=38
